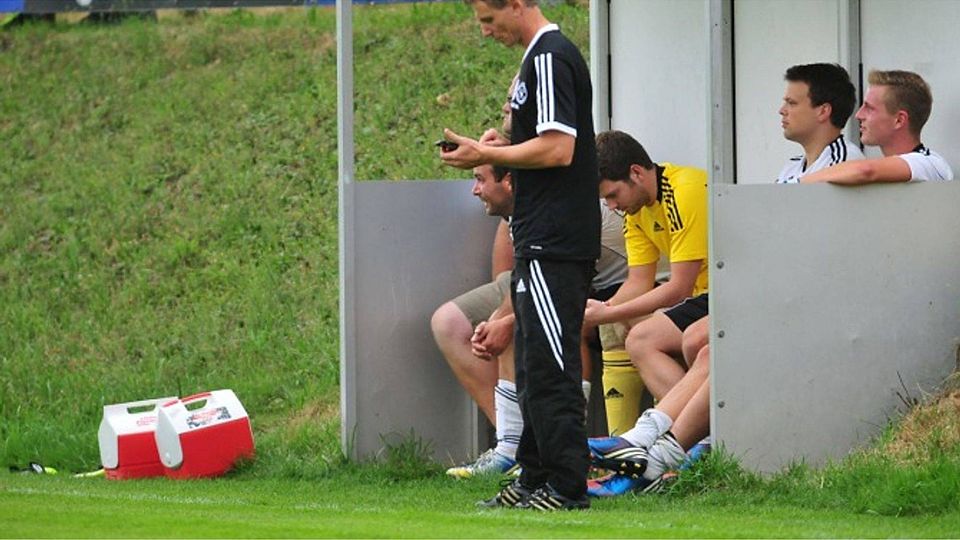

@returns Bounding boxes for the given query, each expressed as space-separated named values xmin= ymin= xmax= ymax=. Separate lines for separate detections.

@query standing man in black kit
xmin=440 ymin=0 xmax=599 ymax=511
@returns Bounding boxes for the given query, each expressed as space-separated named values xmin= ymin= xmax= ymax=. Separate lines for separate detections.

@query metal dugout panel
xmin=341 ymin=180 xmax=499 ymax=462
xmin=710 ymin=181 xmax=960 ymax=472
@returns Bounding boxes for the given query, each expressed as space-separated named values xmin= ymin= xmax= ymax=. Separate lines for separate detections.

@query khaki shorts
xmin=451 ymin=271 xmax=511 ymax=327
xmin=598 ymin=321 xmax=629 ymax=352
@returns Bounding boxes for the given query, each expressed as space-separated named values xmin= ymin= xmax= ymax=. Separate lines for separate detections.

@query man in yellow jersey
xmin=582 ymin=130 xmax=709 ymax=440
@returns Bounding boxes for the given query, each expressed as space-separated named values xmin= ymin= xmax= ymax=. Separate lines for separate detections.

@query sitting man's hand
xmin=471 ymin=317 xmax=513 ymax=361
xmin=583 ymin=298 xmax=609 ymax=328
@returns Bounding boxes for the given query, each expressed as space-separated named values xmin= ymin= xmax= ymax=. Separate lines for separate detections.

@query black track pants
xmin=512 ymin=258 xmax=592 ymax=499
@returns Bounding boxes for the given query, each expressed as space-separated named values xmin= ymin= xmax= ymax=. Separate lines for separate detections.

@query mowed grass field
xmin=2 ymin=3 xmax=960 ymax=538
xmin=4 ymin=472 xmax=960 ymax=538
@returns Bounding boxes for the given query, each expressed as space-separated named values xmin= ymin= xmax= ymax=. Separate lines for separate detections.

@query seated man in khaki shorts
xmin=431 ymin=162 xmax=521 ymax=477
xmin=433 ymin=169 xmax=627 ymax=478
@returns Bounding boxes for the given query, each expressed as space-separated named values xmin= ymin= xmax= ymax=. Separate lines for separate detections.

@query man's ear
xmin=503 ymin=172 xmax=513 ymax=192
xmin=629 ymin=164 xmax=645 ymax=185
xmin=817 ymin=102 xmax=833 ymax=124
xmin=894 ymin=109 xmax=910 ymax=131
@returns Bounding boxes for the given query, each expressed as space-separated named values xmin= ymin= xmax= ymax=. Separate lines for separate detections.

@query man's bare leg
xmin=626 ymin=312 xmax=686 ymax=401
xmin=642 ymin=345 xmax=711 ymax=480
xmin=431 ymin=302 xmax=498 ymax=423
xmin=680 ymin=316 xmax=709 ymax=369
xmin=654 ymin=342 xmax=709 ymax=421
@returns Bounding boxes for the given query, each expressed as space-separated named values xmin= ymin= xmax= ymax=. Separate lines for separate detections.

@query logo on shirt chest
xmin=512 ymin=81 xmax=528 ymax=107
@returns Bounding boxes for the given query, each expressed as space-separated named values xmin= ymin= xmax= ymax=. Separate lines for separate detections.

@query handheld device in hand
xmin=435 ymin=139 xmax=459 ymax=152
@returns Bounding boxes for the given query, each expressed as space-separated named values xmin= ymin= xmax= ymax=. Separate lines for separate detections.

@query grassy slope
xmin=0 ymin=3 xmax=587 ymax=476
xmin=2 ymin=5 xmax=960 ymax=537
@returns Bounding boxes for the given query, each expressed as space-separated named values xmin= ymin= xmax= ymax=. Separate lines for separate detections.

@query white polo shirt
xmin=900 ymin=145 xmax=954 ymax=181
xmin=776 ymin=134 xmax=865 ymax=184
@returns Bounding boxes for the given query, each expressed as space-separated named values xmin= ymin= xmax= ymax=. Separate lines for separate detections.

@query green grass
xmin=3 ymin=472 xmax=960 ymax=538
xmin=2 ymin=4 xmax=960 ymax=537
xmin=0 ymin=3 xmax=589 ymax=476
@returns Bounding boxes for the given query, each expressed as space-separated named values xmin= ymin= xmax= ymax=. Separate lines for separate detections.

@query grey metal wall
xmin=341 ymin=179 xmax=499 ymax=462
xmin=711 ymin=182 xmax=960 ymax=473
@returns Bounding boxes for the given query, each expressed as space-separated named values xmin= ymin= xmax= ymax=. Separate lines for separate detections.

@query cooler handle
xmin=103 ymin=397 xmax=174 ymax=415
xmin=179 ymin=391 xmax=213 ymax=404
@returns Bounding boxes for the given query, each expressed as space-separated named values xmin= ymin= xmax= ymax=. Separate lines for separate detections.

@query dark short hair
xmin=868 ymin=70 xmax=932 ymax=136
xmin=596 ymin=130 xmax=654 ymax=182
xmin=492 ymin=165 xmax=511 ymax=182
xmin=784 ymin=63 xmax=856 ymax=129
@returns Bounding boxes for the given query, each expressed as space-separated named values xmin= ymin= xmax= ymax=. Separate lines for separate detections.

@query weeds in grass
xmin=668 ymin=444 xmax=762 ymax=498
xmin=664 ymin=429 xmax=960 ymax=516
xmin=374 ymin=429 xmax=444 ymax=482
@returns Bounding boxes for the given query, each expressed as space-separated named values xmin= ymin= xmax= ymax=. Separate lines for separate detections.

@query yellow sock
xmin=598 ymin=323 xmax=644 ymax=436
xmin=602 ymin=350 xmax=644 ymax=436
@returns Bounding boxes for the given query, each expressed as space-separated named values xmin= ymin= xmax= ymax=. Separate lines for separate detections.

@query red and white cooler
xmin=155 ymin=389 xmax=255 ymax=478
xmin=98 ymin=396 xmax=177 ymax=480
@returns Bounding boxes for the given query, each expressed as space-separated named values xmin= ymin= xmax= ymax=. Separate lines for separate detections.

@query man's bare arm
xmin=491 ymin=220 xmax=514 ymax=278
xmin=801 ymin=156 xmax=913 ymax=184
xmin=585 ymin=260 xmax=701 ymax=326
xmin=440 ymin=128 xmax=574 ymax=170
xmin=583 ymin=263 xmax=656 ymax=327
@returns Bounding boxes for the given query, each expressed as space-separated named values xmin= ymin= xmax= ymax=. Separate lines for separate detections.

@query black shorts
xmin=663 ymin=293 xmax=708 ymax=332
xmin=590 ymin=282 xmax=622 ymax=303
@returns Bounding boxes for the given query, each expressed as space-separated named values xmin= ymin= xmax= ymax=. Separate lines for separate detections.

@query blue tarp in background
xmin=0 ymin=0 xmax=25 ymax=13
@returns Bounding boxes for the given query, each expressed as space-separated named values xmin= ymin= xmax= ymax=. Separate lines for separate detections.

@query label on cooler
xmin=156 ymin=389 xmax=253 ymax=472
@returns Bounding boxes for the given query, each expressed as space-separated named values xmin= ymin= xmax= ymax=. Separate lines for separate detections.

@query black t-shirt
xmin=508 ymin=25 xmax=600 ymax=261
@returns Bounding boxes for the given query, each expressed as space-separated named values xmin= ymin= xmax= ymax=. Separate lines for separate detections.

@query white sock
xmin=621 ymin=408 xmax=672 ymax=449
xmin=581 ymin=380 xmax=592 ymax=405
xmin=642 ymin=433 xmax=687 ymax=481
xmin=494 ymin=379 xmax=522 ymax=460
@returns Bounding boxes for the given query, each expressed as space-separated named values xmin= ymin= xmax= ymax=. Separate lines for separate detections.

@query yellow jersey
xmin=624 ymin=163 xmax=709 ymax=296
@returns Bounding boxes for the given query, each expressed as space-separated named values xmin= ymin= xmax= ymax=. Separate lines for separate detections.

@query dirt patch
xmin=286 ymin=397 xmax=339 ymax=434
xmin=879 ymin=372 xmax=960 ymax=463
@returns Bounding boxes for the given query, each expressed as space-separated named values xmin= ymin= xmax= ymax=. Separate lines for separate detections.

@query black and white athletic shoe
xmin=519 ymin=483 xmax=590 ymax=511
xmin=477 ymin=478 xmax=536 ymax=509
xmin=587 ymin=436 xmax=648 ymax=477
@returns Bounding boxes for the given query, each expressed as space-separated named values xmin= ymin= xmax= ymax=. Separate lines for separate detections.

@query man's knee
xmin=431 ymin=301 xmax=471 ymax=344
xmin=680 ymin=317 xmax=709 ymax=367
xmin=690 ymin=344 xmax=710 ymax=370
xmin=625 ymin=315 xmax=679 ymax=356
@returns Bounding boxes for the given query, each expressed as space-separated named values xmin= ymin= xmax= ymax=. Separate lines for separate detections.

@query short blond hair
xmin=868 ymin=70 xmax=932 ymax=136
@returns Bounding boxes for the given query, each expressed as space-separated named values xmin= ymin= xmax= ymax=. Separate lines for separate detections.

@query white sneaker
xmin=643 ymin=432 xmax=688 ymax=480
xmin=622 ymin=408 xmax=672 ymax=449
xmin=446 ymin=449 xmax=518 ymax=479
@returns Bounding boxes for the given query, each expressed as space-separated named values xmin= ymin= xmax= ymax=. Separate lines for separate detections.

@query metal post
xmin=589 ymin=0 xmax=610 ymax=133
xmin=707 ymin=0 xmax=733 ymax=447
xmin=708 ymin=0 xmax=734 ymax=186
xmin=336 ymin=0 xmax=357 ymax=460
xmin=839 ymin=0 xmax=862 ymax=147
